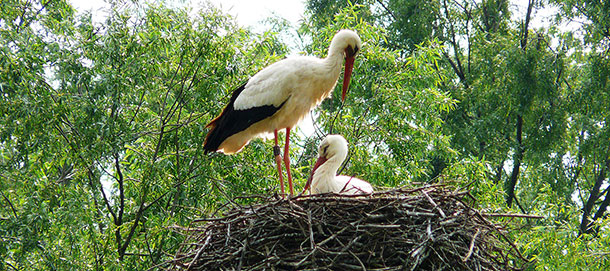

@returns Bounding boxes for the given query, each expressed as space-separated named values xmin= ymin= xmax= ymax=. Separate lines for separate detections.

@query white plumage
xmin=303 ymin=135 xmax=373 ymax=195
xmin=204 ymin=30 xmax=362 ymax=195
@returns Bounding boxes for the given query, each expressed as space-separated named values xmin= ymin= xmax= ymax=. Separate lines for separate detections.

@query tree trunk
xmin=506 ymin=115 xmax=523 ymax=207
xmin=579 ymin=158 xmax=610 ymax=235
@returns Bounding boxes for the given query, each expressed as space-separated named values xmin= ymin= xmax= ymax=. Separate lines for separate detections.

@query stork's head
xmin=330 ymin=30 xmax=362 ymax=102
xmin=315 ymin=134 xmax=349 ymax=163
xmin=302 ymin=135 xmax=349 ymax=194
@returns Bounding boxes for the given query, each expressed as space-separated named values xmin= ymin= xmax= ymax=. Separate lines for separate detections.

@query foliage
xmin=1 ymin=0 xmax=287 ymax=269
xmin=0 ymin=0 xmax=609 ymax=270
xmin=303 ymin=0 xmax=610 ymax=270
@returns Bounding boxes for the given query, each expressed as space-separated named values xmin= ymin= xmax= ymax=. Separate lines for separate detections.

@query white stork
xmin=302 ymin=134 xmax=373 ymax=195
xmin=204 ymin=30 xmax=362 ymax=196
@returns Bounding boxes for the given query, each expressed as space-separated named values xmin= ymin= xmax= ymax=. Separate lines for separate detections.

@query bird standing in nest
xmin=302 ymin=134 xmax=373 ymax=195
xmin=203 ymin=30 xmax=362 ymax=196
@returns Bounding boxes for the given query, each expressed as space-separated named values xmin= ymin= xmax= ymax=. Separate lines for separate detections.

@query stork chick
xmin=303 ymin=135 xmax=373 ymax=195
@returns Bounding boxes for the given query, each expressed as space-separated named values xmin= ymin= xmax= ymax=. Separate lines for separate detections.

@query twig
xmin=0 ymin=190 xmax=17 ymax=218
xmin=463 ymin=228 xmax=480 ymax=262
xmin=422 ymin=190 xmax=446 ymax=218
xmin=481 ymin=213 xmax=544 ymax=219
xmin=307 ymin=209 xmax=315 ymax=250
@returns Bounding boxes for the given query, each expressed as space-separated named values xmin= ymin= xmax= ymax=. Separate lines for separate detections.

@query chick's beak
xmin=302 ymin=155 xmax=328 ymax=194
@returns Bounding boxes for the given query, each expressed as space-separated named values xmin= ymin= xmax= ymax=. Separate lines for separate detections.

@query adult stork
xmin=302 ymin=135 xmax=373 ymax=195
xmin=203 ymin=30 xmax=362 ymax=196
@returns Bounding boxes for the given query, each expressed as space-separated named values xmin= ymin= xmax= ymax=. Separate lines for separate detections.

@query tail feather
xmin=203 ymin=83 xmax=286 ymax=154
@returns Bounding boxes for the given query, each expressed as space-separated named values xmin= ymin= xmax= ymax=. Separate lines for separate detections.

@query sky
xmin=207 ymin=0 xmax=305 ymax=28
xmin=70 ymin=0 xmax=574 ymax=36
xmin=70 ymin=0 xmax=306 ymax=29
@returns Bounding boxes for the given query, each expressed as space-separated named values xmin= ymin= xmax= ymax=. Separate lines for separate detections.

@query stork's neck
xmin=312 ymin=153 xmax=345 ymax=182
xmin=311 ymin=154 xmax=345 ymax=194
xmin=324 ymin=45 xmax=345 ymax=71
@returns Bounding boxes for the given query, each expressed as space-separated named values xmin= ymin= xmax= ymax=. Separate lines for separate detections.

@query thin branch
xmin=442 ymin=0 xmax=468 ymax=88
xmin=375 ymin=0 xmax=398 ymax=21
xmin=0 ymin=189 xmax=18 ymax=218
xmin=17 ymin=0 xmax=53 ymax=33
xmin=481 ymin=213 xmax=543 ymax=219
xmin=462 ymin=228 xmax=480 ymax=262
xmin=115 ymin=154 xmax=125 ymax=226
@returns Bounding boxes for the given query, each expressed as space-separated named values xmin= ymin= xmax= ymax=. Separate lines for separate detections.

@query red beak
xmin=342 ymin=55 xmax=355 ymax=102
xmin=302 ymin=156 xmax=328 ymax=194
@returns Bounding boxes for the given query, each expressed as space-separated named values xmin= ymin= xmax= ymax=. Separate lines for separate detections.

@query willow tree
xmin=303 ymin=0 xmax=610 ymax=269
xmin=0 ymin=0 xmax=288 ymax=269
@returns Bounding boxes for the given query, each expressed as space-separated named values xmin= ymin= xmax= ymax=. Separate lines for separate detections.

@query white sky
xmin=207 ymin=0 xmax=305 ymax=29
xmin=70 ymin=0 xmax=305 ymax=29
xmin=70 ymin=0 xmax=575 ymax=34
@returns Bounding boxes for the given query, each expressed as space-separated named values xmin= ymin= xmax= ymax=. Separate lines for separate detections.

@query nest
xmin=162 ymin=185 xmax=530 ymax=270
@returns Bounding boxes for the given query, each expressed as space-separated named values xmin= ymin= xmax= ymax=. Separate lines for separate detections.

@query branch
xmin=456 ymin=0 xmax=485 ymax=33
xmin=506 ymin=115 xmax=523 ymax=208
xmin=591 ymin=158 xmax=610 ymax=222
xmin=442 ymin=0 xmax=468 ymax=88
xmin=95 ymin=168 xmax=117 ymax=224
xmin=0 ymin=189 xmax=18 ymax=218
xmin=119 ymin=102 xmax=171 ymax=260
xmin=442 ymin=50 xmax=467 ymax=86
xmin=142 ymin=175 xmax=194 ymax=214
xmin=115 ymin=154 xmax=125 ymax=225
xmin=375 ymin=0 xmax=398 ymax=22
xmin=114 ymin=153 xmax=125 ymax=257
xmin=580 ymin=158 xmax=609 ymax=235
xmin=521 ymin=0 xmax=534 ymax=50
xmin=592 ymin=186 xmax=610 ymax=222
xmin=54 ymin=119 xmax=109 ymax=234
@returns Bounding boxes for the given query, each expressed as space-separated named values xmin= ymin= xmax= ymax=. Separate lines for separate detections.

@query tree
xmin=2 ymin=0 xmax=609 ymax=269
xmin=302 ymin=0 xmax=610 ymax=269
xmin=552 ymin=0 xmax=610 ymax=235
xmin=1 ymin=0 xmax=288 ymax=269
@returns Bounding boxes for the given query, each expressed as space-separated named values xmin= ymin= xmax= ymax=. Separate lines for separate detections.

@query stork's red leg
xmin=283 ymin=127 xmax=294 ymax=195
xmin=273 ymin=129 xmax=285 ymax=195
xmin=284 ymin=127 xmax=294 ymax=196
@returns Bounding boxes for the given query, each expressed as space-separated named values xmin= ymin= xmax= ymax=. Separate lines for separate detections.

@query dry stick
xmin=307 ymin=209 xmax=315 ymax=250
xmin=296 ymin=247 xmax=318 ymax=267
xmin=146 ymin=253 xmax=192 ymax=271
xmin=225 ymin=223 xmax=231 ymax=246
xmin=186 ymin=235 xmax=211 ymax=271
xmin=237 ymin=224 xmax=252 ymax=271
xmin=481 ymin=213 xmax=544 ymax=219
xmin=463 ymin=228 xmax=480 ymax=263
xmin=331 ymin=235 xmax=362 ymax=266
xmin=470 ymin=206 xmax=528 ymax=261
xmin=422 ymin=190 xmax=446 ymax=218
xmin=348 ymin=250 xmax=366 ymax=270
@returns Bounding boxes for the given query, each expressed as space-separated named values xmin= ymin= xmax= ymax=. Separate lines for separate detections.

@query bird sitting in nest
xmin=302 ymin=134 xmax=373 ymax=195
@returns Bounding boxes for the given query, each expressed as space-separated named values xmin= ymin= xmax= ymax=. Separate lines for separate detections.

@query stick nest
xmin=164 ymin=185 xmax=528 ymax=270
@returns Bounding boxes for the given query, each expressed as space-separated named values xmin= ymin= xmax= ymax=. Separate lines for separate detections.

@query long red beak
xmin=342 ymin=55 xmax=355 ymax=102
xmin=302 ymin=156 xmax=328 ymax=194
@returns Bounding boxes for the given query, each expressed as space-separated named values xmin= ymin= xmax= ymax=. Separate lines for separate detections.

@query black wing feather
xmin=204 ymin=83 xmax=286 ymax=153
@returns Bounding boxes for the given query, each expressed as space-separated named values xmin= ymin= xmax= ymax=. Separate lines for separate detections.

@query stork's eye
xmin=344 ymin=46 xmax=356 ymax=58
xmin=321 ymin=145 xmax=329 ymax=155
